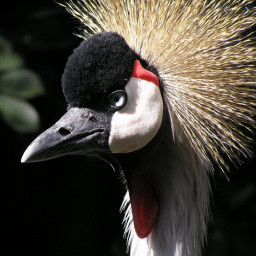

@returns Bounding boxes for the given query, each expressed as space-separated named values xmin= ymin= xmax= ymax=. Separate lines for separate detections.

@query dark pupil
xmin=114 ymin=96 xmax=120 ymax=102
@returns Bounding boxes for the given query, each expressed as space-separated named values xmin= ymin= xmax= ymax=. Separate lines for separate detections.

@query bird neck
xmin=104 ymin=107 xmax=211 ymax=256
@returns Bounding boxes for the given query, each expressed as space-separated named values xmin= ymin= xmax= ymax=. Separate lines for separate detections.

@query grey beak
xmin=21 ymin=107 xmax=110 ymax=163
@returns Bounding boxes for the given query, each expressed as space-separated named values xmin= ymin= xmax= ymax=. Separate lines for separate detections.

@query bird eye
xmin=108 ymin=90 xmax=127 ymax=110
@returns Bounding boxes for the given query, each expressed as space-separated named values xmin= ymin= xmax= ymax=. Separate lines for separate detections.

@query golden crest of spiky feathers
xmin=62 ymin=0 xmax=256 ymax=171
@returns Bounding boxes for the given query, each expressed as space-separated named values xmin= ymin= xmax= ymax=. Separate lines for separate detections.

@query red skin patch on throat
xmin=132 ymin=60 xmax=159 ymax=86
xmin=130 ymin=171 xmax=159 ymax=239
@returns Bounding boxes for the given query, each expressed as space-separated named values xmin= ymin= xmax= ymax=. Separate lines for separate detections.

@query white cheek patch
xmin=109 ymin=77 xmax=163 ymax=153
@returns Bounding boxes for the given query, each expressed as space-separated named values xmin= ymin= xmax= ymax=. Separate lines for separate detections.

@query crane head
xmin=21 ymin=32 xmax=163 ymax=161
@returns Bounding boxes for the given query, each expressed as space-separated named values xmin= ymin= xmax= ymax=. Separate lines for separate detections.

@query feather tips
xmin=61 ymin=0 xmax=256 ymax=171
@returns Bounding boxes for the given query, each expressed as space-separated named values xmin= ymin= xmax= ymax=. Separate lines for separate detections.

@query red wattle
xmin=130 ymin=171 xmax=159 ymax=239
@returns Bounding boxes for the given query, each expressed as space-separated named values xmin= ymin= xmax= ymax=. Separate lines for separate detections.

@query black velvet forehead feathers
xmin=62 ymin=32 xmax=147 ymax=109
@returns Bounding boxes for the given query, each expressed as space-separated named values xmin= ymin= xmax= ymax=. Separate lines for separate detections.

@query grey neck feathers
xmin=120 ymin=134 xmax=211 ymax=256
xmin=105 ymin=106 xmax=211 ymax=256
xmin=151 ymin=138 xmax=211 ymax=256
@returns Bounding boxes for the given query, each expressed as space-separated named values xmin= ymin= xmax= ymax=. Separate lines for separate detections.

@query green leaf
xmin=0 ymin=52 xmax=23 ymax=71
xmin=0 ymin=36 xmax=12 ymax=53
xmin=0 ymin=36 xmax=23 ymax=71
xmin=0 ymin=69 xmax=44 ymax=99
xmin=0 ymin=94 xmax=40 ymax=133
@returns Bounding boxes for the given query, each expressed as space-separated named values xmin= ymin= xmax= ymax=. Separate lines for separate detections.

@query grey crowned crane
xmin=21 ymin=1 xmax=256 ymax=256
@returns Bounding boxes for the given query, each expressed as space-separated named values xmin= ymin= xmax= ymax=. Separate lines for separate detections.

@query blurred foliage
xmin=0 ymin=36 xmax=44 ymax=133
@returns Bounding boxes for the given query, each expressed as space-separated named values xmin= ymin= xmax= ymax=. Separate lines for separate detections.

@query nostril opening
xmin=58 ymin=127 xmax=71 ymax=136
xmin=89 ymin=116 xmax=97 ymax=122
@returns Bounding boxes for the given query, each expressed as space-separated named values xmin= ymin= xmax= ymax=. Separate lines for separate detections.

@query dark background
xmin=0 ymin=1 xmax=255 ymax=256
